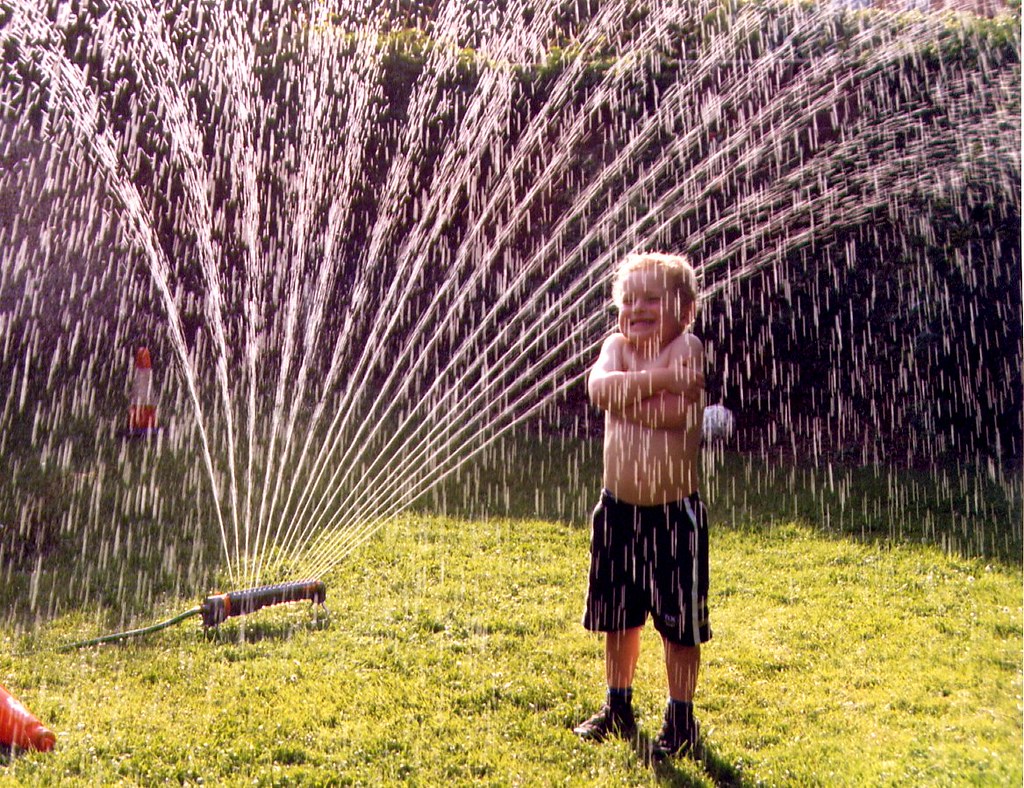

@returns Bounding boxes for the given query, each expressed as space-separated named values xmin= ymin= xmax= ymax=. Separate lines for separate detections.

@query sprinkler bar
xmin=60 ymin=579 xmax=327 ymax=650
xmin=200 ymin=579 xmax=327 ymax=627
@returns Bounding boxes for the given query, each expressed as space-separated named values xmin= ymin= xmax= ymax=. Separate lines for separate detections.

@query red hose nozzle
xmin=0 ymin=684 xmax=55 ymax=752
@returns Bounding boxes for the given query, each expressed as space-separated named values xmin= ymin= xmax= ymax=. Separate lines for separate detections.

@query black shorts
xmin=582 ymin=489 xmax=711 ymax=646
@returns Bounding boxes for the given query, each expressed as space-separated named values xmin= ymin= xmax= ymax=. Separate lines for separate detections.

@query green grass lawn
xmin=1 ymin=503 xmax=1020 ymax=786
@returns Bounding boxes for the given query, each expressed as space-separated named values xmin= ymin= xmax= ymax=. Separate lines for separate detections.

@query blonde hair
xmin=612 ymin=252 xmax=699 ymax=321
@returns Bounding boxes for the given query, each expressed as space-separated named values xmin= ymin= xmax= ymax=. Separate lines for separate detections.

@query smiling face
xmin=615 ymin=265 xmax=691 ymax=354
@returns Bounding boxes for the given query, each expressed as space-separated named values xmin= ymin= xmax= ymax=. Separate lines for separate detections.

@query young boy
xmin=574 ymin=252 xmax=709 ymax=760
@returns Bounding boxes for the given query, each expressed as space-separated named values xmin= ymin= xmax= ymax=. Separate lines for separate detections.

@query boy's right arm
xmin=588 ymin=335 xmax=633 ymax=413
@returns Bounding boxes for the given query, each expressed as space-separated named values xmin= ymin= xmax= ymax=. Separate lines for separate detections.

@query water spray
xmin=60 ymin=579 xmax=328 ymax=650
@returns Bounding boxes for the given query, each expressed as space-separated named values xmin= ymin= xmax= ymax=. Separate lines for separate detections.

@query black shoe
xmin=652 ymin=717 xmax=701 ymax=762
xmin=573 ymin=703 xmax=637 ymax=741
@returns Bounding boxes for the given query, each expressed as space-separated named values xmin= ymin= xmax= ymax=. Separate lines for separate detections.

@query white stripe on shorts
xmin=683 ymin=497 xmax=700 ymax=644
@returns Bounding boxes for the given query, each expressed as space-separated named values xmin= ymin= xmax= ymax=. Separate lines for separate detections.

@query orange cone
xmin=128 ymin=346 xmax=157 ymax=432
xmin=0 ymin=684 xmax=55 ymax=752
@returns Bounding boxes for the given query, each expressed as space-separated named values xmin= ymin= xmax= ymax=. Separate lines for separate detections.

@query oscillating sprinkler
xmin=198 ymin=579 xmax=327 ymax=627
xmin=61 ymin=579 xmax=328 ymax=650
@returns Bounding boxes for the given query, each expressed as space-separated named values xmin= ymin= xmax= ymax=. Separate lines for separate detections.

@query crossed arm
xmin=587 ymin=333 xmax=705 ymax=429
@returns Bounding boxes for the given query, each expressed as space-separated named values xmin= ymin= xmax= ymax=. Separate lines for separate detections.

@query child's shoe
xmin=573 ymin=702 xmax=637 ymax=741
xmin=651 ymin=703 xmax=702 ymax=761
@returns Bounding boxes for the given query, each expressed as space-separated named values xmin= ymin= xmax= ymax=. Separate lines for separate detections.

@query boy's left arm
xmin=624 ymin=335 xmax=705 ymax=430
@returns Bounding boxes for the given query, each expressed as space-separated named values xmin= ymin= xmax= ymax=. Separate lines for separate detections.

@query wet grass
xmin=1 ymin=502 xmax=1020 ymax=786
xmin=3 ymin=424 xmax=1019 ymax=633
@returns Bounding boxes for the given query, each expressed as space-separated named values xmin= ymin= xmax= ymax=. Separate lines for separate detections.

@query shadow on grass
xmin=0 ymin=743 xmax=42 ymax=768
xmin=697 ymin=742 xmax=747 ymax=787
xmin=204 ymin=612 xmax=329 ymax=646
xmin=625 ymin=732 xmax=747 ymax=787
